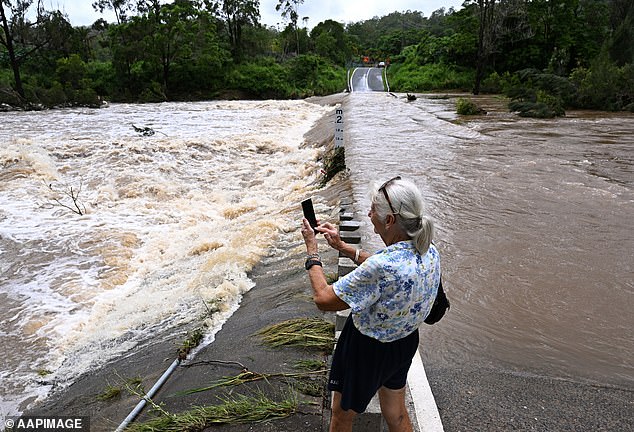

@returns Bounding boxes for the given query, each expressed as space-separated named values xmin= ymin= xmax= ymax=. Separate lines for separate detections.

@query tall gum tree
xmin=470 ymin=0 xmax=533 ymax=94
xmin=276 ymin=0 xmax=303 ymax=54
xmin=0 ymin=0 xmax=50 ymax=99
xmin=210 ymin=0 xmax=260 ymax=60
xmin=92 ymin=0 xmax=134 ymax=24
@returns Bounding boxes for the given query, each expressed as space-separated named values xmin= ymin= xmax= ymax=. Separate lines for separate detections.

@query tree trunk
xmin=0 ymin=2 xmax=26 ymax=99
xmin=473 ymin=0 xmax=495 ymax=95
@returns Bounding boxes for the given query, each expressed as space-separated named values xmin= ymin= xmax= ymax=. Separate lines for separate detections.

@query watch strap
xmin=305 ymin=259 xmax=323 ymax=270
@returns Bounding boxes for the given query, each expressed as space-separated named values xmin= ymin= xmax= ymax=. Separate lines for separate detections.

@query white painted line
xmin=349 ymin=68 xmax=359 ymax=92
xmin=384 ymin=65 xmax=390 ymax=92
xmin=408 ymin=349 xmax=444 ymax=432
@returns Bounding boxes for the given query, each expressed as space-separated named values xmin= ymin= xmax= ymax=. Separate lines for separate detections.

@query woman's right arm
xmin=317 ymin=222 xmax=371 ymax=265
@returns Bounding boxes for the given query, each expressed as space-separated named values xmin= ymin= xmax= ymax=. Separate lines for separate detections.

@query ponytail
xmin=411 ymin=215 xmax=434 ymax=255
xmin=372 ymin=177 xmax=435 ymax=255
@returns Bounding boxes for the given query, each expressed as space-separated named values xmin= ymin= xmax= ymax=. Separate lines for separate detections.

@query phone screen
xmin=301 ymin=199 xmax=320 ymax=233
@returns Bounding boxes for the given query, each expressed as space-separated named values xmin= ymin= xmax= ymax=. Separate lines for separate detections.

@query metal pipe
xmin=114 ymin=358 xmax=181 ymax=432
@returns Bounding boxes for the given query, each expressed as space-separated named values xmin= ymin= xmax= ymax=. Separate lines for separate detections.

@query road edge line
xmin=408 ymin=348 xmax=444 ymax=432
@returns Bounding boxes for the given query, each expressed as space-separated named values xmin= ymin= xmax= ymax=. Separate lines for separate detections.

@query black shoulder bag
xmin=424 ymin=276 xmax=450 ymax=325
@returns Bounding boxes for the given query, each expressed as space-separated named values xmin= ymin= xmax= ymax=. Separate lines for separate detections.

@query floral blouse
xmin=333 ymin=240 xmax=440 ymax=342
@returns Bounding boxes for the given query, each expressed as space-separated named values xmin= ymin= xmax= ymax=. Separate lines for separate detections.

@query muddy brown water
xmin=344 ymin=92 xmax=633 ymax=387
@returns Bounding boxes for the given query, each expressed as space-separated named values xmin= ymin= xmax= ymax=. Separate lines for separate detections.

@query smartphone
xmin=301 ymin=198 xmax=320 ymax=234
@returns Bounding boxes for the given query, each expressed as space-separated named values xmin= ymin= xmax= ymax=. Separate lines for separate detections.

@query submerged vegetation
xmin=456 ymin=98 xmax=485 ymax=115
xmin=320 ymin=146 xmax=346 ymax=187
xmin=0 ymin=0 xmax=631 ymax=114
xmin=97 ymin=385 xmax=122 ymax=401
xmin=177 ymin=328 xmax=205 ymax=360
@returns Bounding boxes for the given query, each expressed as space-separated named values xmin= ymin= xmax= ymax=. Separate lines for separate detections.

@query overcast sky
xmin=49 ymin=0 xmax=464 ymax=29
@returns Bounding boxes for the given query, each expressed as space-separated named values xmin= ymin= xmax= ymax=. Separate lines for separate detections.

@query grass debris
xmin=178 ymin=370 xmax=268 ymax=395
xmin=97 ymin=377 xmax=143 ymax=401
xmin=97 ymin=385 xmax=122 ymax=401
xmin=293 ymin=359 xmax=327 ymax=371
xmin=320 ymin=146 xmax=346 ymax=187
xmin=125 ymin=392 xmax=297 ymax=431
xmin=178 ymin=368 xmax=328 ymax=396
xmin=257 ymin=318 xmax=335 ymax=352
xmin=292 ymin=376 xmax=324 ymax=397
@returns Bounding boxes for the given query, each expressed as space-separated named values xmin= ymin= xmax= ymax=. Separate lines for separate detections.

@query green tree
xmin=279 ymin=22 xmax=308 ymax=56
xmin=27 ymin=11 xmax=88 ymax=75
xmin=0 ymin=0 xmax=50 ymax=99
xmin=287 ymin=53 xmax=345 ymax=95
xmin=310 ymin=19 xmax=349 ymax=65
xmin=572 ymin=0 xmax=611 ymax=65
xmin=606 ymin=0 xmax=633 ymax=66
xmin=212 ymin=0 xmax=260 ymax=60
xmin=152 ymin=1 xmax=215 ymax=97
xmin=56 ymin=54 xmax=88 ymax=88
xmin=346 ymin=10 xmax=428 ymax=62
xmin=469 ymin=0 xmax=533 ymax=94
xmin=92 ymin=0 xmax=134 ymax=24
xmin=239 ymin=22 xmax=277 ymax=58
xmin=523 ymin=0 xmax=578 ymax=73
xmin=104 ymin=0 xmax=229 ymax=100
xmin=276 ymin=0 xmax=304 ymax=54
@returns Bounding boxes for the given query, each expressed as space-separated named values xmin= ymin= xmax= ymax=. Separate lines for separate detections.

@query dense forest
xmin=1 ymin=0 xmax=632 ymax=116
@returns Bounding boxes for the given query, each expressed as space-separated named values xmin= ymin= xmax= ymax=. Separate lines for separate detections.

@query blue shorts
xmin=327 ymin=315 xmax=419 ymax=413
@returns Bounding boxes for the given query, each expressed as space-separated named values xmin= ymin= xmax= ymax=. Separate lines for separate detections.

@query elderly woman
xmin=301 ymin=176 xmax=441 ymax=432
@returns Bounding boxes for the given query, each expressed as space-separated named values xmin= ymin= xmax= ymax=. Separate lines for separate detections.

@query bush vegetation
xmin=389 ymin=63 xmax=473 ymax=92
xmin=456 ymin=98 xmax=484 ymax=115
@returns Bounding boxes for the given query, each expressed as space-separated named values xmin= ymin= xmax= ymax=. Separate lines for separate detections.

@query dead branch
xmin=48 ymin=181 xmax=87 ymax=215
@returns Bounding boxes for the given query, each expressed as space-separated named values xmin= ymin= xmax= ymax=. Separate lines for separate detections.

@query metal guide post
xmin=334 ymin=107 xmax=344 ymax=148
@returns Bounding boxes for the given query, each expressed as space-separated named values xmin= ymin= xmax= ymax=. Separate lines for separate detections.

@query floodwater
xmin=344 ymin=92 xmax=633 ymax=388
xmin=0 ymin=100 xmax=331 ymax=419
xmin=1 ymin=93 xmax=632 ymax=420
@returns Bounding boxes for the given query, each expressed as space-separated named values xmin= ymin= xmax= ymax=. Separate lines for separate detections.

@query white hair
xmin=370 ymin=177 xmax=434 ymax=255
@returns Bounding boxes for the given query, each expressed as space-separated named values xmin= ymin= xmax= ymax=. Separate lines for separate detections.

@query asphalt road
xmin=349 ymin=67 xmax=385 ymax=92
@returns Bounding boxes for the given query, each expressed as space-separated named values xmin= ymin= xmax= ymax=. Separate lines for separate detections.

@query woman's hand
xmin=317 ymin=222 xmax=346 ymax=252
xmin=301 ymin=218 xmax=319 ymax=254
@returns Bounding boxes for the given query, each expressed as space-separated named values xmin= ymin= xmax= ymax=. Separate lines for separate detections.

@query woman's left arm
xmin=301 ymin=218 xmax=349 ymax=311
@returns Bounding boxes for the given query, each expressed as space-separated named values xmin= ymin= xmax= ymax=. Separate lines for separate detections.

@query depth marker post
xmin=335 ymin=107 xmax=344 ymax=148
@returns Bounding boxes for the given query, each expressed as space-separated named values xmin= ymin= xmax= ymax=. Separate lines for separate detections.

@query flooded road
xmin=344 ymin=92 xmax=634 ymax=387
xmin=349 ymin=67 xmax=385 ymax=92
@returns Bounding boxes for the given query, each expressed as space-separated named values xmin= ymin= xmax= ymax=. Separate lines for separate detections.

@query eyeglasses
xmin=378 ymin=176 xmax=401 ymax=215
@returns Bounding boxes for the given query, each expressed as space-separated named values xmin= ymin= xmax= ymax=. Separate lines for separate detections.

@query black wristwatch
xmin=305 ymin=259 xmax=323 ymax=270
